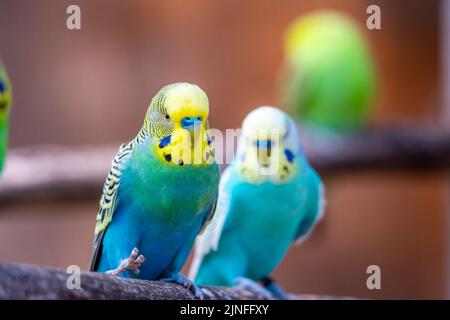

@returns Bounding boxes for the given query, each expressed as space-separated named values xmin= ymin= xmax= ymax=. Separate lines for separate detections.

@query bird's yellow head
xmin=237 ymin=106 xmax=302 ymax=184
xmin=0 ymin=64 xmax=12 ymax=123
xmin=143 ymin=82 xmax=214 ymax=166
xmin=0 ymin=63 xmax=12 ymax=174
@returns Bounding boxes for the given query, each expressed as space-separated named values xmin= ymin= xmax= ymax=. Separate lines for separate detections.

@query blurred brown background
xmin=0 ymin=0 xmax=447 ymax=299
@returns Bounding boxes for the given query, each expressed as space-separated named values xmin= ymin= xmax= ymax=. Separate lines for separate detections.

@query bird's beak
xmin=256 ymin=140 xmax=272 ymax=167
xmin=181 ymin=116 xmax=202 ymax=132
xmin=181 ymin=116 xmax=203 ymax=144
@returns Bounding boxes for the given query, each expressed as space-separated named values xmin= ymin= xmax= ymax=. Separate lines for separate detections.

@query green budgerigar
xmin=0 ymin=61 xmax=12 ymax=174
xmin=190 ymin=106 xmax=325 ymax=299
xmin=89 ymin=83 xmax=220 ymax=299
xmin=279 ymin=11 xmax=376 ymax=132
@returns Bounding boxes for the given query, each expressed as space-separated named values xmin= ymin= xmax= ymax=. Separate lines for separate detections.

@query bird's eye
xmin=283 ymin=126 xmax=289 ymax=139
xmin=165 ymin=114 xmax=170 ymax=120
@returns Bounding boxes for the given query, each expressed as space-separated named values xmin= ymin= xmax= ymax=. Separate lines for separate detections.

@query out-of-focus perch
xmin=1 ymin=126 xmax=449 ymax=203
xmin=306 ymin=126 xmax=450 ymax=172
xmin=0 ymin=144 xmax=116 ymax=203
xmin=0 ymin=262 xmax=333 ymax=300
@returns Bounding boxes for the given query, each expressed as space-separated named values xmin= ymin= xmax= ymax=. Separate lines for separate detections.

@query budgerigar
xmin=189 ymin=106 xmax=325 ymax=299
xmin=279 ymin=11 xmax=375 ymax=132
xmin=0 ymin=61 xmax=12 ymax=174
xmin=89 ymin=83 xmax=220 ymax=299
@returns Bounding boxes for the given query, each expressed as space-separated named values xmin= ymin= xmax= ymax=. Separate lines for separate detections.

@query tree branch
xmin=303 ymin=126 xmax=450 ymax=172
xmin=0 ymin=262 xmax=331 ymax=300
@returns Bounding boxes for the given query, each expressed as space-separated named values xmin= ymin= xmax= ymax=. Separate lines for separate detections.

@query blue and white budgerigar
xmin=189 ymin=106 xmax=325 ymax=299
xmin=89 ymin=83 xmax=220 ymax=299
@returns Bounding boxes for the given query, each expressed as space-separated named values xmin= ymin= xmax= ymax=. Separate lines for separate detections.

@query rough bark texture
xmin=1 ymin=126 xmax=449 ymax=203
xmin=0 ymin=263 xmax=339 ymax=300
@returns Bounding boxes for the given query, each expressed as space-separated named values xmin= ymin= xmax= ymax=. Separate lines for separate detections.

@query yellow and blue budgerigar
xmin=190 ymin=106 xmax=325 ymax=299
xmin=89 ymin=83 xmax=220 ymax=299
xmin=0 ymin=61 xmax=12 ymax=174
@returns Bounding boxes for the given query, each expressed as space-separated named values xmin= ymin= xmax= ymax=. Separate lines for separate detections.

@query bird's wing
xmin=188 ymin=166 xmax=232 ymax=280
xmin=294 ymin=167 xmax=326 ymax=245
xmin=88 ymin=142 xmax=134 ymax=271
xmin=198 ymin=198 xmax=217 ymax=235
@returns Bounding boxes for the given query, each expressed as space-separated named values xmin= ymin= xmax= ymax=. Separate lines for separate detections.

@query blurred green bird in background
xmin=0 ymin=61 xmax=12 ymax=174
xmin=278 ymin=11 xmax=376 ymax=133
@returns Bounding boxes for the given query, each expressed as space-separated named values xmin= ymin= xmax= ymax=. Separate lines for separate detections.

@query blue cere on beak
xmin=0 ymin=80 xmax=4 ymax=93
xmin=256 ymin=140 xmax=272 ymax=150
xmin=181 ymin=116 xmax=202 ymax=129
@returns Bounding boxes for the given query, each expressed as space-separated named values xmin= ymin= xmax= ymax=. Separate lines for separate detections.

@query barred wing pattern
xmin=88 ymin=142 xmax=134 ymax=271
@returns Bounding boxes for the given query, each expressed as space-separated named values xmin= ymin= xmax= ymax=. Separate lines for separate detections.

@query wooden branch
xmin=0 ymin=262 xmax=330 ymax=300
xmin=0 ymin=144 xmax=116 ymax=203
xmin=303 ymin=126 xmax=450 ymax=172
xmin=1 ymin=125 xmax=449 ymax=203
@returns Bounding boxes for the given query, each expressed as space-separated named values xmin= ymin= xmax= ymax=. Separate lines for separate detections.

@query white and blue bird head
xmin=236 ymin=106 xmax=304 ymax=184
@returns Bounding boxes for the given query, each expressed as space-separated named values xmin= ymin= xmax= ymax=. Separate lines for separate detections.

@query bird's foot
xmin=160 ymin=273 xmax=206 ymax=300
xmin=234 ymin=277 xmax=275 ymax=300
xmin=261 ymin=277 xmax=291 ymax=300
xmin=106 ymin=247 xmax=146 ymax=276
